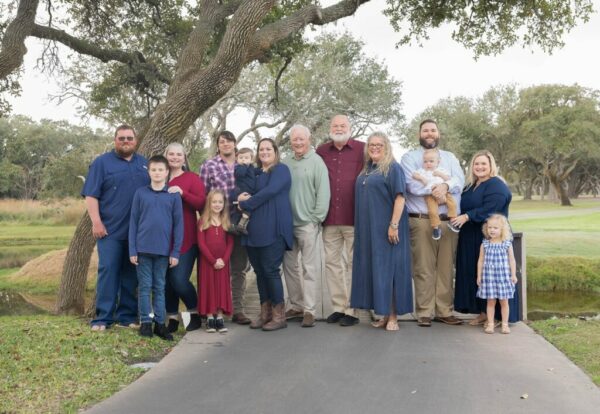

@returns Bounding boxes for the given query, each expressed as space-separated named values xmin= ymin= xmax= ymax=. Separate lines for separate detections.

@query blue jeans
xmin=165 ymin=246 xmax=198 ymax=315
xmin=92 ymin=238 xmax=138 ymax=327
xmin=136 ymin=254 xmax=169 ymax=324
xmin=247 ymin=237 xmax=285 ymax=305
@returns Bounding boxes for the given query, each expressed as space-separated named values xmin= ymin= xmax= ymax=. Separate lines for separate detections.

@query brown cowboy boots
xmin=262 ymin=303 xmax=287 ymax=331
xmin=250 ymin=301 xmax=272 ymax=329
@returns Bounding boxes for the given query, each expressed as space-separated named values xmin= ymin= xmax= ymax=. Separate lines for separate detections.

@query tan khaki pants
xmin=322 ymin=225 xmax=356 ymax=316
xmin=409 ymin=217 xmax=458 ymax=318
xmin=283 ymin=223 xmax=328 ymax=318
xmin=425 ymin=194 xmax=458 ymax=228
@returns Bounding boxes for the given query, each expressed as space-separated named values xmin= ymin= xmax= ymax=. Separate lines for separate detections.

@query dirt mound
xmin=12 ymin=248 xmax=98 ymax=286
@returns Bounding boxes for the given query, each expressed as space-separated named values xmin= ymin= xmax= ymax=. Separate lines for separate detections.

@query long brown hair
xmin=255 ymin=138 xmax=280 ymax=172
xmin=199 ymin=189 xmax=231 ymax=231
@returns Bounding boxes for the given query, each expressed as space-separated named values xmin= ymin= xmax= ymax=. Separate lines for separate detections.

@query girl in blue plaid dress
xmin=476 ymin=214 xmax=517 ymax=334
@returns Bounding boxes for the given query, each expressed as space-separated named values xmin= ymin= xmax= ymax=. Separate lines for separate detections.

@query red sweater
xmin=169 ymin=171 xmax=206 ymax=254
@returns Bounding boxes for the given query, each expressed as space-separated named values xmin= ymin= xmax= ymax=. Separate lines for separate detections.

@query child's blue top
xmin=234 ymin=164 xmax=258 ymax=195
xmin=81 ymin=151 xmax=149 ymax=240
xmin=128 ymin=185 xmax=184 ymax=258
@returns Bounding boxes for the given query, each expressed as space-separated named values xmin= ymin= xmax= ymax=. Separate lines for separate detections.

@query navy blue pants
xmin=92 ymin=238 xmax=138 ymax=327
xmin=165 ymin=246 xmax=198 ymax=315
xmin=247 ymin=237 xmax=286 ymax=305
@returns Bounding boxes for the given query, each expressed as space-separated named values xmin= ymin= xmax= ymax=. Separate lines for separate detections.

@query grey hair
xmin=289 ymin=124 xmax=311 ymax=140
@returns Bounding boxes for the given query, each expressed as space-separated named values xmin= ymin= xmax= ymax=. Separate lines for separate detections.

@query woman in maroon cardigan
xmin=164 ymin=142 xmax=206 ymax=332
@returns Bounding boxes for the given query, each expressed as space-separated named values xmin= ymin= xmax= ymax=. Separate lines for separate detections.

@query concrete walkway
xmin=87 ymin=317 xmax=600 ymax=414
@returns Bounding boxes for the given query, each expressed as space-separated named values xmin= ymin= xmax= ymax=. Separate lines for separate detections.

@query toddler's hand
xmin=511 ymin=275 xmax=518 ymax=284
xmin=169 ymin=257 xmax=179 ymax=268
xmin=130 ymin=256 xmax=138 ymax=265
xmin=476 ymin=276 xmax=481 ymax=286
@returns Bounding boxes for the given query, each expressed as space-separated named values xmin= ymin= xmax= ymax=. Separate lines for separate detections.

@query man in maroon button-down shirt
xmin=316 ymin=115 xmax=365 ymax=326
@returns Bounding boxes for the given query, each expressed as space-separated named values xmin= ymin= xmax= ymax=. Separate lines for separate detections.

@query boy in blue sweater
xmin=129 ymin=155 xmax=183 ymax=340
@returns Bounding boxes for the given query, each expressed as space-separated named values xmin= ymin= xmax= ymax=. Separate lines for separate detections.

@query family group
xmin=81 ymin=115 xmax=518 ymax=340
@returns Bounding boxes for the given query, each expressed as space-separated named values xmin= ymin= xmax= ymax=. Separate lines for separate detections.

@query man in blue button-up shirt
xmin=401 ymin=119 xmax=465 ymax=327
xmin=81 ymin=124 xmax=150 ymax=331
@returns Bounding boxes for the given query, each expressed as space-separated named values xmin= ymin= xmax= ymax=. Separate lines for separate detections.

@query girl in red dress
xmin=197 ymin=189 xmax=234 ymax=333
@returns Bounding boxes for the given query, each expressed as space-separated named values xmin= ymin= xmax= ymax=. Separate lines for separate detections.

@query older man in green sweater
xmin=282 ymin=124 xmax=331 ymax=328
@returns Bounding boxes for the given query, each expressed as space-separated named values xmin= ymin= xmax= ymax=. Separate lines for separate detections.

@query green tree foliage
xmin=0 ymin=116 xmax=107 ymax=199
xmin=196 ymin=32 xmax=404 ymax=150
xmin=406 ymin=84 xmax=600 ymax=204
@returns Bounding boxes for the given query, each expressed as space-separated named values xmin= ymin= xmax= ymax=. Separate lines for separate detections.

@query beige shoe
xmin=285 ymin=309 xmax=304 ymax=320
xmin=301 ymin=313 xmax=316 ymax=328
xmin=501 ymin=323 xmax=511 ymax=334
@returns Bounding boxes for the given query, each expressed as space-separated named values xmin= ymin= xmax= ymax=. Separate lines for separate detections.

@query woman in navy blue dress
xmin=350 ymin=132 xmax=413 ymax=331
xmin=450 ymin=150 xmax=517 ymax=324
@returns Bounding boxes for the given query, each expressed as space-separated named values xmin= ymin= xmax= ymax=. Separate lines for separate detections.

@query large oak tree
xmin=0 ymin=0 xmax=593 ymax=314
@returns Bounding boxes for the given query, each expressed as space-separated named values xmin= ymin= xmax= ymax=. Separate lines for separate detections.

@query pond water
xmin=0 ymin=290 xmax=47 ymax=316
xmin=527 ymin=290 xmax=600 ymax=320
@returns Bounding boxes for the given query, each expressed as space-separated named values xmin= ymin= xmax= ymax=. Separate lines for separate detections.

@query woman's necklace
xmin=362 ymin=165 xmax=379 ymax=185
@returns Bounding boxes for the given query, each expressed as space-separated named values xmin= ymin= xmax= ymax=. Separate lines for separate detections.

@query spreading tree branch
xmin=245 ymin=0 xmax=372 ymax=63
xmin=0 ymin=0 xmax=40 ymax=78
xmin=30 ymin=24 xmax=171 ymax=84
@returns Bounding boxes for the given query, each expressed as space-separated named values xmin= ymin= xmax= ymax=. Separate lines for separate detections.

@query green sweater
xmin=283 ymin=149 xmax=331 ymax=226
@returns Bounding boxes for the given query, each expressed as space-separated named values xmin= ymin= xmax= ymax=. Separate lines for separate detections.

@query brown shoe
xmin=301 ymin=313 xmax=316 ymax=328
xmin=262 ymin=303 xmax=287 ymax=331
xmin=232 ymin=312 xmax=251 ymax=325
xmin=250 ymin=302 xmax=272 ymax=329
xmin=435 ymin=315 xmax=463 ymax=325
xmin=285 ymin=309 xmax=304 ymax=320
xmin=417 ymin=317 xmax=432 ymax=327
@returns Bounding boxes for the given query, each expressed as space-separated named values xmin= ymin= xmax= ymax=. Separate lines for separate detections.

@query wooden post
xmin=512 ymin=232 xmax=527 ymax=321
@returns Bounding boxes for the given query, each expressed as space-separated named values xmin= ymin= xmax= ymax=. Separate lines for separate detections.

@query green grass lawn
xmin=0 ymin=224 xmax=75 ymax=268
xmin=0 ymin=315 xmax=183 ymax=413
xmin=510 ymin=200 xmax=600 ymax=258
xmin=531 ymin=319 xmax=600 ymax=386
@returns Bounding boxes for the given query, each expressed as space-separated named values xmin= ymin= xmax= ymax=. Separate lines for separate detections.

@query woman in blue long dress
xmin=350 ymin=132 xmax=413 ymax=331
xmin=450 ymin=150 xmax=518 ymax=324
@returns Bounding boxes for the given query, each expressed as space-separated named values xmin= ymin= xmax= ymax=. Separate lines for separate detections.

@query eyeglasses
xmin=368 ymin=143 xmax=384 ymax=149
xmin=116 ymin=136 xmax=135 ymax=142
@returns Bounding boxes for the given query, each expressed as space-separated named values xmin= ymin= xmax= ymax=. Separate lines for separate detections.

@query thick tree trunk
xmin=548 ymin=173 xmax=572 ymax=206
xmin=55 ymin=213 xmax=95 ymax=314
xmin=523 ymin=180 xmax=533 ymax=200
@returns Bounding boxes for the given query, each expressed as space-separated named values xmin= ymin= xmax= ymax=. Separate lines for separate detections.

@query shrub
xmin=527 ymin=256 xmax=600 ymax=292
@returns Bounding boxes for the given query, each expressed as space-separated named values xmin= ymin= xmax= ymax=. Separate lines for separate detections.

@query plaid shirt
xmin=199 ymin=155 xmax=236 ymax=207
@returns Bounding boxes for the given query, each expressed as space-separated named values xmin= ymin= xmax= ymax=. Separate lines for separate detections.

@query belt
xmin=408 ymin=213 xmax=450 ymax=221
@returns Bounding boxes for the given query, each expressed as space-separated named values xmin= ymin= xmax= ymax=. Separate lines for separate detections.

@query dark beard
xmin=116 ymin=147 xmax=136 ymax=158
xmin=419 ymin=137 xmax=439 ymax=149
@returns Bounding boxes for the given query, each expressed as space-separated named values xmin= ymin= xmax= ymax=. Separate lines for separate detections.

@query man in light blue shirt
xmin=400 ymin=119 xmax=465 ymax=327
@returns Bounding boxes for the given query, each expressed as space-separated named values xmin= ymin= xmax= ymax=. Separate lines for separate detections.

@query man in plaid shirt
xmin=199 ymin=131 xmax=251 ymax=324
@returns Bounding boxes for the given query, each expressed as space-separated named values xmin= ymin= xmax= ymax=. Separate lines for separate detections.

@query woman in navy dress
xmin=450 ymin=150 xmax=517 ymax=324
xmin=238 ymin=138 xmax=293 ymax=332
xmin=350 ymin=132 xmax=413 ymax=331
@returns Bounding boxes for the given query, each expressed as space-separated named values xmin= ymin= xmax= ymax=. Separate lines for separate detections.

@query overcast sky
xmin=7 ymin=1 xmax=600 ymax=133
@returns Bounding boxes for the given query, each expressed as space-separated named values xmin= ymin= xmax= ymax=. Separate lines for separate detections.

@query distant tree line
xmin=405 ymin=84 xmax=600 ymax=206
xmin=0 ymin=116 xmax=107 ymax=199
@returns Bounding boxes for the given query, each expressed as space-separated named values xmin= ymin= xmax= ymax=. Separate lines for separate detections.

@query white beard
xmin=330 ymin=131 xmax=351 ymax=142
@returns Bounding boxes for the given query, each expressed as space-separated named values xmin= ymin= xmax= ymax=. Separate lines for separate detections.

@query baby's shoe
xmin=432 ymin=227 xmax=441 ymax=240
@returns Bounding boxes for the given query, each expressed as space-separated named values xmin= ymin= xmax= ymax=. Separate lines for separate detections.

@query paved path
xmin=87 ymin=317 xmax=600 ymax=414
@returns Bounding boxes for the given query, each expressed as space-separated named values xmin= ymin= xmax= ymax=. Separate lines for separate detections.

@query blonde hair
xmin=482 ymin=214 xmax=512 ymax=241
xmin=361 ymin=132 xmax=394 ymax=177
xmin=199 ymin=189 xmax=231 ymax=231
xmin=465 ymin=150 xmax=500 ymax=188
xmin=164 ymin=142 xmax=189 ymax=171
